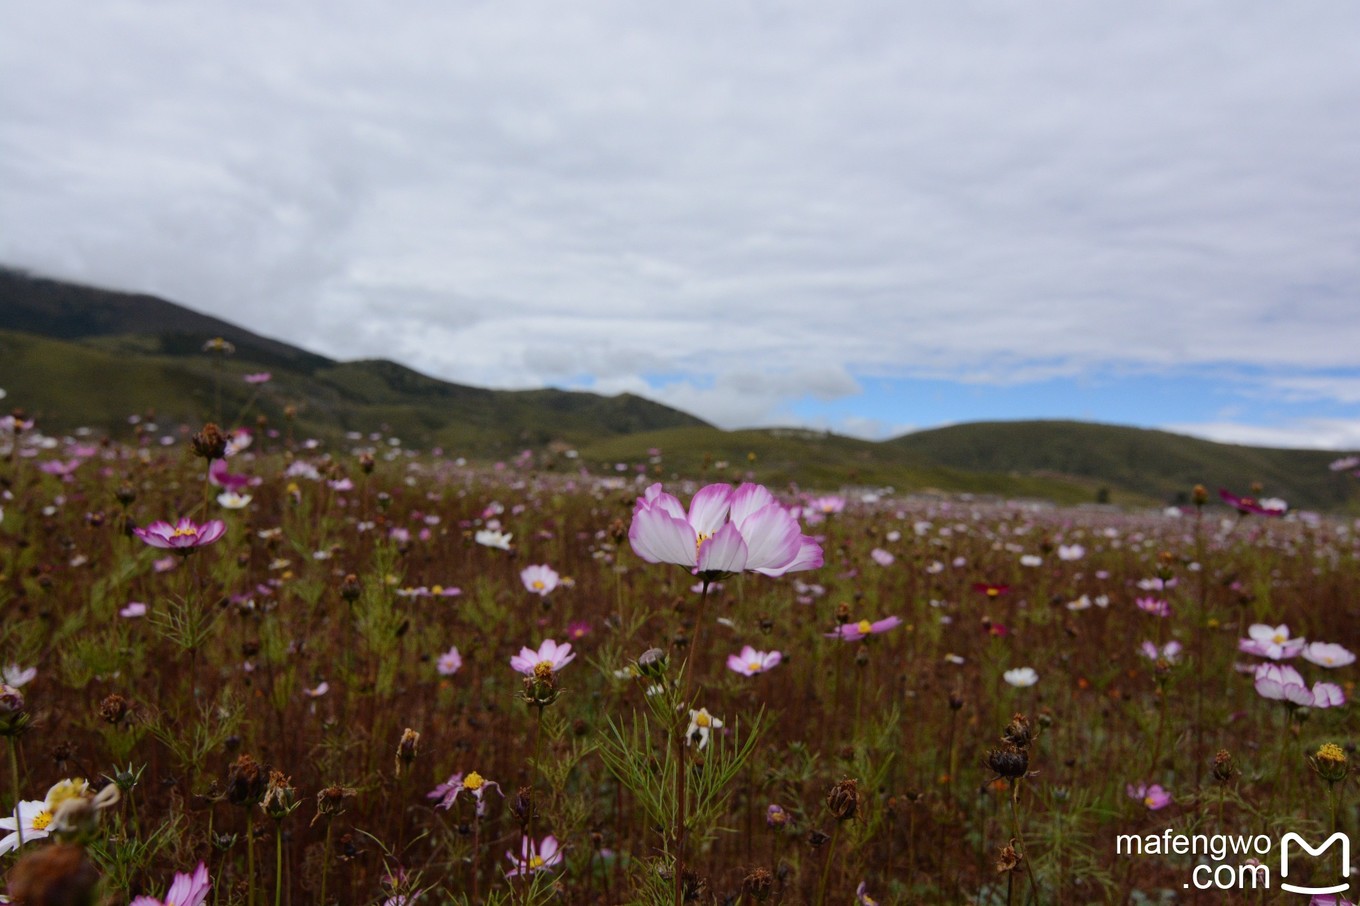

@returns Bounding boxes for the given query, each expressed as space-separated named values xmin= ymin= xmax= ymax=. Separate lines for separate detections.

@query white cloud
xmin=1164 ymin=419 xmax=1360 ymax=451
xmin=1 ymin=2 xmax=1359 ymax=443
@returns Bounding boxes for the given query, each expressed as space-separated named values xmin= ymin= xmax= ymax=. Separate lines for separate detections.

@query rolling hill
xmin=2 ymin=266 xmax=1356 ymax=512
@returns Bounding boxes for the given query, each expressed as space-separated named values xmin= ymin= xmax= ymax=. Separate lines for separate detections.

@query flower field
xmin=2 ymin=413 xmax=1358 ymax=904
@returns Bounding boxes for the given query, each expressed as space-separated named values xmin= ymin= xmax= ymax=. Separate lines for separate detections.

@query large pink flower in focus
xmin=510 ymin=639 xmax=576 ymax=676
xmin=133 ymin=518 xmax=227 ymax=550
xmin=130 ymin=861 xmax=211 ymax=906
xmin=629 ymin=482 xmax=823 ymax=581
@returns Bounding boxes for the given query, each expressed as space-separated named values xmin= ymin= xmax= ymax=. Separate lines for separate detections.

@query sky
xmin=2 ymin=2 xmax=1359 ymax=449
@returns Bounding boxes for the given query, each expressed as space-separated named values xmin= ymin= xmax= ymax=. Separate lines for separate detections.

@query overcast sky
xmin=3 ymin=2 xmax=1359 ymax=449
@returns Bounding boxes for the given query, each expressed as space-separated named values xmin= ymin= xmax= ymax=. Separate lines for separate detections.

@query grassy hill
xmin=885 ymin=420 xmax=1358 ymax=512
xmin=3 ymin=266 xmax=1356 ymax=511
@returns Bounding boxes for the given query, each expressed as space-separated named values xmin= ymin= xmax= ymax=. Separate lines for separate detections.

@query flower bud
xmin=191 ymin=423 xmax=229 ymax=461
xmin=1311 ymin=743 xmax=1349 ymax=785
xmin=394 ymin=728 xmax=420 ymax=777
xmin=826 ymin=778 xmax=861 ymax=822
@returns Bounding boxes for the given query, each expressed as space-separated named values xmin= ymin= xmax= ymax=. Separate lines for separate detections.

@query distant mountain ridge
xmin=1 ymin=266 xmax=1356 ymax=512
xmin=0 ymin=266 xmax=710 ymax=448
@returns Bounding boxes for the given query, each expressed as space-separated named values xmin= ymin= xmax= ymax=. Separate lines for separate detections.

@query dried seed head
xmin=191 ymin=422 xmax=229 ymax=461
xmin=1192 ymin=484 xmax=1209 ymax=506
xmin=826 ymin=778 xmax=861 ymax=822
xmin=225 ymin=754 xmax=268 ymax=807
xmin=995 ymin=840 xmax=1022 ymax=873
xmin=1211 ymin=749 xmax=1237 ymax=784
xmin=834 ymin=602 xmax=851 ymax=625
xmin=394 ymin=728 xmax=420 ymax=776
xmin=986 ymin=746 xmax=1030 ymax=781
xmin=948 ymin=690 xmax=965 ymax=711
xmin=98 ymin=693 xmax=131 ymax=726
xmin=340 ymin=574 xmax=362 ymax=602
xmin=315 ymin=785 xmax=356 ymax=823
xmin=807 ymin=829 xmax=831 ymax=848
xmin=359 ymin=452 xmax=375 ymax=474
xmin=261 ymin=770 xmax=300 ymax=821
xmin=742 ymin=868 xmax=774 ymax=902
xmin=1002 ymin=713 xmax=1035 ymax=750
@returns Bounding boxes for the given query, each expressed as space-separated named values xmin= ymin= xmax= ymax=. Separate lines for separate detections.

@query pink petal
xmin=697 ymin=522 xmax=748 ymax=575
xmin=729 ymin=483 xmax=776 ymax=526
xmin=629 ymin=508 xmax=698 ymax=567
xmin=687 ymin=484 xmax=734 ymax=536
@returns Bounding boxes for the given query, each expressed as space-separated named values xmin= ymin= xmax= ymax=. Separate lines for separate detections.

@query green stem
xmin=274 ymin=821 xmax=283 ymax=906
xmin=320 ymin=820 xmax=332 ymax=906
xmin=814 ymin=823 xmax=839 ymax=906
xmin=674 ymin=578 xmax=712 ymax=906
xmin=247 ymin=811 xmax=256 ymax=906
xmin=8 ymin=738 xmax=22 ymax=848
xmin=1010 ymin=780 xmax=1041 ymax=905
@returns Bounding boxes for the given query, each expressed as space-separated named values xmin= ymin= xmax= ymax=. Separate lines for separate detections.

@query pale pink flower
xmin=506 ymin=834 xmax=563 ymax=876
xmin=1127 ymin=783 xmax=1172 ymax=810
xmin=1301 ymin=641 xmax=1356 ymax=668
xmin=130 ymin=861 xmax=211 ymax=906
xmin=869 ymin=548 xmax=894 ymax=567
xmin=825 ymin=616 xmax=902 ymax=641
xmin=521 ymin=564 xmax=560 ymax=596
xmin=510 ymin=639 xmax=575 ymax=675
xmin=726 ymin=645 xmax=782 ymax=676
xmin=437 ymin=646 xmax=463 ymax=676
xmin=629 ymin=482 xmax=823 ymax=580
xmin=429 ymin=770 xmax=502 ymax=816
xmin=1239 ymin=624 xmax=1306 ymax=660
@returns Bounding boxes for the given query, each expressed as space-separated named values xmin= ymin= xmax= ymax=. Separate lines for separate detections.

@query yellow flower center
xmin=463 ymin=771 xmax=484 ymax=791
xmin=431 ymin=585 xmax=443 ymax=595
xmin=32 ymin=810 xmax=52 ymax=831
xmin=694 ymin=711 xmax=711 ymax=728
xmin=748 ymin=661 xmax=762 ymax=672
xmin=986 ymin=587 xmax=1000 ymax=597
xmin=170 ymin=526 xmax=198 ymax=538
xmin=695 ymin=532 xmax=712 ymax=555
xmin=1144 ymin=796 xmax=1156 ymax=808
xmin=857 ymin=620 xmax=873 ymax=635
xmin=532 ymin=580 xmax=545 ymax=590
xmin=533 ymin=661 xmax=554 ymax=679
xmin=529 ymin=855 xmax=545 ymax=869
xmin=1273 ymin=633 xmax=1286 ymax=643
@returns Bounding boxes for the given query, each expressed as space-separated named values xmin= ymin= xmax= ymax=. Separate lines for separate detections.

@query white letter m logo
xmin=1280 ymin=832 xmax=1351 ymax=896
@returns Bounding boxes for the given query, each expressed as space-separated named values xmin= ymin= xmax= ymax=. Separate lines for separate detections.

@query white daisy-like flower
xmin=1003 ymin=667 xmax=1039 ymax=688
xmin=475 ymin=529 xmax=513 ymax=550
xmin=685 ymin=708 xmax=724 ymax=749
xmin=1 ymin=665 xmax=35 ymax=687
xmin=0 ymin=778 xmax=89 ymax=855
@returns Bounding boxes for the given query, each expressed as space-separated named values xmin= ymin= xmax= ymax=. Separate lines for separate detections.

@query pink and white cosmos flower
xmin=133 ymin=518 xmax=227 ymax=550
xmin=510 ymin=639 xmax=575 ymax=676
xmin=1239 ymin=624 xmax=1306 ymax=660
xmin=130 ymin=861 xmax=211 ymax=906
xmin=629 ymin=482 xmax=822 ymax=581
xmin=825 ymin=616 xmax=903 ymax=641
xmin=726 ymin=645 xmax=783 ymax=676
xmin=1301 ymin=641 xmax=1356 ymax=668
xmin=520 ymin=564 xmax=560 ymax=596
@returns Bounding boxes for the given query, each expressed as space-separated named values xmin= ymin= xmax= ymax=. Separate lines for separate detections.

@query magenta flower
xmin=629 ymin=482 xmax=823 ymax=581
xmin=1127 ymin=783 xmax=1172 ymax=810
xmin=825 ymin=616 xmax=902 ymax=641
xmin=521 ymin=564 xmax=561 ymax=596
xmin=566 ymin=621 xmax=591 ymax=641
xmin=726 ymin=645 xmax=783 ymax=676
xmin=1219 ymin=488 xmax=1287 ymax=516
xmin=130 ymin=862 xmax=211 ymax=906
xmin=208 ymin=459 xmax=251 ymax=492
xmin=510 ymin=639 xmax=575 ymax=676
xmin=133 ymin=518 xmax=227 ymax=551
xmin=1135 ymin=597 xmax=1171 ymax=618
xmin=429 ymin=770 xmax=502 ymax=816
xmin=1239 ymin=623 xmax=1307 ymax=660
xmin=506 ymin=834 xmax=563 ymax=876
xmin=856 ymin=881 xmax=880 ymax=906
xmin=437 ymin=646 xmax=463 ymax=676
xmin=243 ymin=372 xmax=272 ymax=384
xmin=1303 ymin=642 xmax=1356 ymax=668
